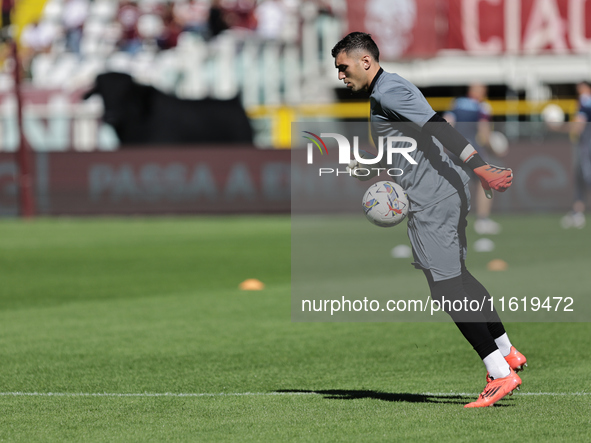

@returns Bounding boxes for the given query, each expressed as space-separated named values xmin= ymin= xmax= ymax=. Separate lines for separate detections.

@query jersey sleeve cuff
xmin=460 ymin=145 xmax=477 ymax=162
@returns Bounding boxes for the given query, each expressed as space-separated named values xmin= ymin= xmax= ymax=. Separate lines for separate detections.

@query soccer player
xmin=559 ymin=81 xmax=591 ymax=229
xmin=444 ymin=83 xmax=502 ymax=235
xmin=331 ymin=32 xmax=527 ymax=408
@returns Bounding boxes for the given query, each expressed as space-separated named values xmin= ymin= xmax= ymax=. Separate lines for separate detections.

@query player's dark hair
xmin=331 ymin=32 xmax=380 ymax=62
xmin=579 ymin=80 xmax=591 ymax=88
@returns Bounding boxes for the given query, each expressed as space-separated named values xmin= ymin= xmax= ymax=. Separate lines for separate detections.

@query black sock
xmin=460 ymin=264 xmax=507 ymax=339
xmin=424 ymin=270 xmax=498 ymax=360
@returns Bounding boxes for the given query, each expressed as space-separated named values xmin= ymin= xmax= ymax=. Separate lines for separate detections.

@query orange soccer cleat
xmin=487 ymin=347 xmax=527 ymax=382
xmin=505 ymin=346 xmax=528 ymax=372
xmin=465 ymin=368 xmax=522 ymax=408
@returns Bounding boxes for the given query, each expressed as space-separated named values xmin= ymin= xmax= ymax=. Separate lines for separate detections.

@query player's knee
xmin=428 ymin=274 xmax=463 ymax=304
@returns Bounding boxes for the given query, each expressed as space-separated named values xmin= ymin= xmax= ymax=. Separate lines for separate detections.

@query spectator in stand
xmin=156 ymin=2 xmax=182 ymax=50
xmin=255 ymin=0 xmax=286 ymax=41
xmin=116 ymin=0 xmax=143 ymax=54
xmin=20 ymin=20 xmax=56 ymax=76
xmin=223 ymin=0 xmax=257 ymax=34
xmin=62 ymin=0 xmax=89 ymax=54
xmin=1 ymin=0 xmax=14 ymax=40
xmin=0 ymin=0 xmax=13 ymax=72
xmin=444 ymin=83 xmax=501 ymax=235
xmin=315 ymin=0 xmax=338 ymax=16
xmin=173 ymin=0 xmax=209 ymax=38
xmin=0 ymin=42 xmax=9 ymax=73
xmin=208 ymin=0 xmax=229 ymax=39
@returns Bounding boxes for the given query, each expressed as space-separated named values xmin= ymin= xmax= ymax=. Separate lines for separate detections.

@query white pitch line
xmin=420 ymin=392 xmax=591 ymax=397
xmin=0 ymin=392 xmax=315 ymax=398
xmin=0 ymin=391 xmax=589 ymax=398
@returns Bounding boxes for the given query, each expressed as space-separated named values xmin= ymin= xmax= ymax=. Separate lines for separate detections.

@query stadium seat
xmin=89 ymin=0 xmax=118 ymax=23
xmin=150 ymin=51 xmax=180 ymax=93
xmin=130 ymin=52 xmax=157 ymax=85
xmin=30 ymin=54 xmax=57 ymax=88
xmin=80 ymin=20 xmax=105 ymax=56
xmin=137 ymin=14 xmax=164 ymax=40
xmin=42 ymin=0 xmax=65 ymax=24
xmin=50 ymin=53 xmax=81 ymax=88
xmin=106 ymin=52 xmax=134 ymax=74
xmin=69 ymin=57 xmax=106 ymax=90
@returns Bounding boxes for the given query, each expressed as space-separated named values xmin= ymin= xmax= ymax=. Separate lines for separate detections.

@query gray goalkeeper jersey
xmin=369 ymin=69 xmax=470 ymax=212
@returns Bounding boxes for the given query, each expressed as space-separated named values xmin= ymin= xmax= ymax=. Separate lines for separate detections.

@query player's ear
xmin=361 ymin=54 xmax=372 ymax=70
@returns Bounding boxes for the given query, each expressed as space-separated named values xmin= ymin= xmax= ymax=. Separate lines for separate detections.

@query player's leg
xmin=422 ymin=269 xmax=521 ymax=408
xmin=578 ymin=142 xmax=591 ymax=188
xmin=460 ymin=263 xmax=527 ymax=373
xmin=416 ymin=188 xmax=521 ymax=407
xmin=408 ymin=191 xmax=514 ymax=384
xmin=456 ymin=191 xmax=528 ymax=374
xmin=423 ymin=270 xmax=507 ymax=375
xmin=562 ymin=145 xmax=587 ymax=228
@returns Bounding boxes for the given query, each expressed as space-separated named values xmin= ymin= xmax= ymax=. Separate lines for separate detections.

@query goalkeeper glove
xmin=473 ymin=164 xmax=513 ymax=199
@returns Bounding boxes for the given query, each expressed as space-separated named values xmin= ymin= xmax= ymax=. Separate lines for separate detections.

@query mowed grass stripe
xmin=0 ymin=215 xmax=590 ymax=442
xmin=0 ymin=391 xmax=589 ymax=397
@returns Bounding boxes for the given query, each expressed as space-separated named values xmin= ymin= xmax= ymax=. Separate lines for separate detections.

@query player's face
xmin=469 ymin=84 xmax=487 ymax=102
xmin=577 ymin=82 xmax=591 ymax=96
xmin=335 ymin=51 xmax=369 ymax=92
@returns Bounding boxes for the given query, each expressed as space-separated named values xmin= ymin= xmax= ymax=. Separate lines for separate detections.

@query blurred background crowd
xmin=8 ymin=0 xmax=340 ymax=74
xmin=0 ymin=0 xmax=588 ymax=147
xmin=0 ymin=0 xmax=590 ymax=219
xmin=0 ymin=0 xmax=341 ymax=91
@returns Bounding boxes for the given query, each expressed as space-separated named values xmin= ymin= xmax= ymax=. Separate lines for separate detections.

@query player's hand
xmin=346 ymin=150 xmax=378 ymax=181
xmin=473 ymin=164 xmax=513 ymax=199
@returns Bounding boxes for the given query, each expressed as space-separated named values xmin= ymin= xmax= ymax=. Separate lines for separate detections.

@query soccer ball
xmin=362 ymin=181 xmax=409 ymax=227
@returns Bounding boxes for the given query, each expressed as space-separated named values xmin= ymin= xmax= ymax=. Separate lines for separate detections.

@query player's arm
xmin=477 ymin=102 xmax=492 ymax=148
xmin=423 ymin=113 xmax=512 ymax=198
xmin=570 ymin=113 xmax=587 ymax=137
xmin=477 ymin=119 xmax=492 ymax=148
xmin=443 ymin=111 xmax=456 ymax=127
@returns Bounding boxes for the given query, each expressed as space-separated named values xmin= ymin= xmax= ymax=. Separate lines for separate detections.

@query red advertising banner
xmin=0 ymin=148 xmax=291 ymax=216
xmin=0 ymin=143 xmax=578 ymax=216
xmin=346 ymin=0 xmax=445 ymax=59
xmin=291 ymin=139 xmax=576 ymax=214
xmin=346 ymin=0 xmax=591 ymax=59
xmin=447 ymin=0 xmax=591 ymax=55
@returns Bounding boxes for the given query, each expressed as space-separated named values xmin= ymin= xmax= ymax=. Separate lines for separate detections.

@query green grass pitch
xmin=0 ymin=215 xmax=590 ymax=441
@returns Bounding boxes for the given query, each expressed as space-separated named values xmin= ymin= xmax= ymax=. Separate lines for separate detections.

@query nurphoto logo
xmin=302 ymin=131 xmax=417 ymax=178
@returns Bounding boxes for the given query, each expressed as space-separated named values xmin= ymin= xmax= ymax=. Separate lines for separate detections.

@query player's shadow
xmin=276 ymin=389 xmax=513 ymax=406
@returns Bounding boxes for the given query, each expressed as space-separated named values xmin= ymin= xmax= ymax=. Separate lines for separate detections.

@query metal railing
xmin=0 ymin=97 xmax=580 ymax=151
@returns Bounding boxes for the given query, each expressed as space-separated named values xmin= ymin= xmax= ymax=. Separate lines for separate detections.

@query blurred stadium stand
xmin=0 ymin=0 xmax=590 ymax=215
xmin=0 ymin=0 xmax=589 ymax=151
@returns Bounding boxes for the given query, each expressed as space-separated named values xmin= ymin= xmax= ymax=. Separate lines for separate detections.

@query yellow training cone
xmin=239 ymin=279 xmax=265 ymax=290
xmin=487 ymin=259 xmax=508 ymax=271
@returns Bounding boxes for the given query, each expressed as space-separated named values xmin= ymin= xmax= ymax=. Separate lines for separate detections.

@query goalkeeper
xmin=331 ymin=32 xmax=527 ymax=408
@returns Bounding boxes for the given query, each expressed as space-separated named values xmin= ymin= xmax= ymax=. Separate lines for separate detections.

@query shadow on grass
xmin=276 ymin=389 xmax=513 ymax=406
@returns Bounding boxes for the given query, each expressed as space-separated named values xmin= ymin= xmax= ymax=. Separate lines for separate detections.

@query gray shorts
xmin=407 ymin=187 xmax=471 ymax=281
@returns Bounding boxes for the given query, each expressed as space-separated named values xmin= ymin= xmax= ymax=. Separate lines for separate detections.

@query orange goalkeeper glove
xmin=473 ymin=164 xmax=513 ymax=199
